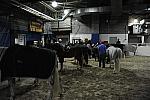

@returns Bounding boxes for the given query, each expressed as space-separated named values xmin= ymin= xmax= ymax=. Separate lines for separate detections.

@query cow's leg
xmin=116 ymin=58 xmax=120 ymax=72
xmin=8 ymin=78 xmax=15 ymax=100
xmin=114 ymin=58 xmax=120 ymax=73
xmin=106 ymin=55 xmax=110 ymax=64
xmin=123 ymin=52 xmax=126 ymax=59
xmin=81 ymin=55 xmax=84 ymax=68
xmin=34 ymin=78 xmax=39 ymax=86
xmin=77 ymin=60 xmax=79 ymax=68
xmin=47 ymin=67 xmax=61 ymax=100
xmin=109 ymin=60 xmax=111 ymax=68
xmin=60 ymin=62 xmax=63 ymax=72
xmin=0 ymin=70 xmax=1 ymax=85
xmin=18 ymin=77 xmax=21 ymax=81
xmin=58 ymin=57 xmax=64 ymax=72
xmin=47 ymin=76 xmax=53 ymax=100
xmin=113 ymin=60 xmax=116 ymax=73
xmin=84 ymin=54 xmax=88 ymax=65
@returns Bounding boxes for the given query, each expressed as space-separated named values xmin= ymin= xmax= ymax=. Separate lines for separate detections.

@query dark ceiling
xmin=16 ymin=0 xmax=150 ymax=8
xmin=1 ymin=0 xmax=150 ymax=20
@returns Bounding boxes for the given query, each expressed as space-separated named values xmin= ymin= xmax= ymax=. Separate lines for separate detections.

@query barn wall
xmin=100 ymin=34 xmax=128 ymax=44
xmin=72 ymin=15 xmax=128 ymax=34
xmin=72 ymin=14 xmax=128 ymax=43
xmin=70 ymin=33 xmax=91 ymax=43
xmin=136 ymin=46 xmax=150 ymax=56
xmin=99 ymin=16 xmax=128 ymax=34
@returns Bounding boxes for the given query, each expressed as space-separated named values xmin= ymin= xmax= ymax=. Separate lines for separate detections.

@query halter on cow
xmin=106 ymin=45 xmax=123 ymax=73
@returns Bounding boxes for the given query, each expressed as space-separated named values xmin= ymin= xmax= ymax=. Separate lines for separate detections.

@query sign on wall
xmin=91 ymin=33 xmax=99 ymax=44
xmin=29 ymin=21 xmax=43 ymax=33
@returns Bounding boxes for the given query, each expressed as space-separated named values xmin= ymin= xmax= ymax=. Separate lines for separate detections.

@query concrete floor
xmin=0 ymin=56 xmax=150 ymax=100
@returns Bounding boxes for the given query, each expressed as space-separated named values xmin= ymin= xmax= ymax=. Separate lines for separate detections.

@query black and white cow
xmin=0 ymin=45 xmax=61 ymax=100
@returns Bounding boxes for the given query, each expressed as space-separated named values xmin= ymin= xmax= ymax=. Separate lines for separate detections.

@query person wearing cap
xmin=97 ymin=41 xmax=106 ymax=68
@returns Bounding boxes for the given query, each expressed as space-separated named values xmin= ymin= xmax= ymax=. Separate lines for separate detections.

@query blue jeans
xmin=99 ymin=53 xmax=106 ymax=68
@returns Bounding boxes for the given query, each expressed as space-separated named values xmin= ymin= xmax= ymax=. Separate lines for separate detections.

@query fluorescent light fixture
xmin=52 ymin=1 xmax=58 ymax=8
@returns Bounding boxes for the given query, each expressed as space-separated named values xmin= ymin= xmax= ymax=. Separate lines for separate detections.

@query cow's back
xmin=107 ymin=46 xmax=116 ymax=60
xmin=107 ymin=46 xmax=122 ymax=60
xmin=0 ymin=45 xmax=56 ymax=81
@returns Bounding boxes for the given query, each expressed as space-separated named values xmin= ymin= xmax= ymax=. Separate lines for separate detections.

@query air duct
xmin=58 ymin=9 xmax=72 ymax=21
xmin=11 ymin=0 xmax=55 ymax=21
xmin=11 ymin=0 xmax=71 ymax=21
xmin=39 ymin=1 xmax=57 ymax=12
xmin=73 ymin=6 xmax=111 ymax=17
xmin=39 ymin=1 xmax=72 ymax=21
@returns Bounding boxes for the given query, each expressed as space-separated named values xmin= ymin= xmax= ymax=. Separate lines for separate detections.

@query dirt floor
xmin=0 ymin=56 xmax=150 ymax=100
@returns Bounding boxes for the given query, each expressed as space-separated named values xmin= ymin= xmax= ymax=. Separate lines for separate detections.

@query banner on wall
xmin=91 ymin=33 xmax=99 ymax=44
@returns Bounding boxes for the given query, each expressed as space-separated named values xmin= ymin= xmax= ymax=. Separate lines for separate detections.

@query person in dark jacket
xmin=97 ymin=41 xmax=106 ymax=68
xmin=116 ymin=39 xmax=121 ymax=44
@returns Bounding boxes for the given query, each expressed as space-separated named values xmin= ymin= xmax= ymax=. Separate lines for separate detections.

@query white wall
xmin=70 ymin=33 xmax=128 ymax=44
xmin=70 ymin=33 xmax=91 ymax=43
xmin=136 ymin=46 xmax=150 ymax=56
xmin=100 ymin=34 xmax=128 ymax=44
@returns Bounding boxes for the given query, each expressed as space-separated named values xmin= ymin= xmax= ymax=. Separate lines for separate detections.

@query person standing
xmin=116 ymin=39 xmax=121 ymax=44
xmin=97 ymin=41 xmax=106 ymax=68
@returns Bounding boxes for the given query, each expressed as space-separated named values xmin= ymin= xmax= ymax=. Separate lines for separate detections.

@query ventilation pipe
xmin=11 ymin=0 xmax=71 ymax=21
xmin=39 ymin=1 xmax=57 ymax=12
xmin=73 ymin=6 xmax=111 ymax=17
xmin=39 ymin=1 xmax=72 ymax=21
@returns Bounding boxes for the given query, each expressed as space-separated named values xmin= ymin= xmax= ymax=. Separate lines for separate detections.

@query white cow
xmin=106 ymin=46 xmax=123 ymax=73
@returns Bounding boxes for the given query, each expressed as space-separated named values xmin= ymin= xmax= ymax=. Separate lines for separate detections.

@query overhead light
xmin=145 ymin=8 xmax=150 ymax=11
xmin=140 ymin=19 xmax=145 ymax=24
xmin=52 ymin=1 xmax=58 ymax=8
xmin=133 ymin=19 xmax=138 ymax=24
xmin=64 ymin=9 xmax=69 ymax=15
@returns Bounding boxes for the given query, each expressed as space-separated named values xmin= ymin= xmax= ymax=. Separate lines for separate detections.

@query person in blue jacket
xmin=97 ymin=41 xmax=106 ymax=68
